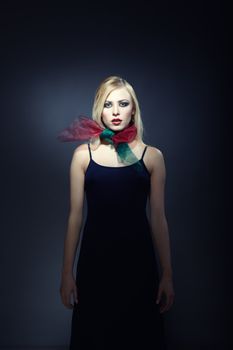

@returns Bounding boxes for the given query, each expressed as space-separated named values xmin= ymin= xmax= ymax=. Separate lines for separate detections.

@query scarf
xmin=57 ymin=115 xmax=143 ymax=169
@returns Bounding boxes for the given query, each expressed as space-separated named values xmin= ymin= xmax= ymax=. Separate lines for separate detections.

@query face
xmin=101 ymin=87 xmax=135 ymax=131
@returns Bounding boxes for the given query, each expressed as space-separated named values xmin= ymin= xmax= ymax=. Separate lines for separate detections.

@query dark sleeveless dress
xmin=69 ymin=143 xmax=167 ymax=350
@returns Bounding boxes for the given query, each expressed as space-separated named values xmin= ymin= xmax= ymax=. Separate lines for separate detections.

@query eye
xmin=119 ymin=101 xmax=129 ymax=107
xmin=104 ymin=101 xmax=112 ymax=108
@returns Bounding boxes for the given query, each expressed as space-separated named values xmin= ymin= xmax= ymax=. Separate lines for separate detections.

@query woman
xmin=58 ymin=76 xmax=175 ymax=349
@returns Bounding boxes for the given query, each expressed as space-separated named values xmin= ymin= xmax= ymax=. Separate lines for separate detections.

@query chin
xmin=110 ymin=125 xmax=125 ymax=131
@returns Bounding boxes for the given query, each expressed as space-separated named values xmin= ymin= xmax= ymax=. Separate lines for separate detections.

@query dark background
xmin=0 ymin=2 xmax=231 ymax=349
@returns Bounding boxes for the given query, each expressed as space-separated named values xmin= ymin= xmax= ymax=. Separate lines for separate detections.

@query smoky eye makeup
xmin=119 ymin=101 xmax=129 ymax=107
xmin=104 ymin=100 xmax=130 ymax=108
xmin=104 ymin=101 xmax=111 ymax=108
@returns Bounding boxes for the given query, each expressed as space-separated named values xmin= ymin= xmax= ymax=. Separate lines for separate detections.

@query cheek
xmin=122 ymin=107 xmax=133 ymax=116
xmin=101 ymin=110 xmax=109 ymax=118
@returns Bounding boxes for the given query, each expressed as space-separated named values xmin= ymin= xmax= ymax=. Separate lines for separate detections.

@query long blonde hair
xmin=90 ymin=76 xmax=144 ymax=147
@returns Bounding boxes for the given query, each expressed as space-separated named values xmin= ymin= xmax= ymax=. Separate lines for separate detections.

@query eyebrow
xmin=105 ymin=99 xmax=130 ymax=102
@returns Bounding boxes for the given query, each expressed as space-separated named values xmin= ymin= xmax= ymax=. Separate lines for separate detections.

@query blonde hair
xmin=90 ymin=76 xmax=144 ymax=147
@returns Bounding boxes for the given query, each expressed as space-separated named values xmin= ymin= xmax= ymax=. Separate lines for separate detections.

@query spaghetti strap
xmin=141 ymin=145 xmax=148 ymax=160
xmin=88 ymin=142 xmax=92 ymax=160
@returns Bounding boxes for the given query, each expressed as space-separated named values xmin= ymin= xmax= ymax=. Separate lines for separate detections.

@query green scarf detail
xmin=99 ymin=128 xmax=144 ymax=172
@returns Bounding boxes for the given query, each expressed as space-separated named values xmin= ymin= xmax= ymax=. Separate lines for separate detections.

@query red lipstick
xmin=112 ymin=118 xmax=122 ymax=122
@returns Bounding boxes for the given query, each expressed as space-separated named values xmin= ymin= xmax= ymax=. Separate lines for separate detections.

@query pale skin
xmin=60 ymin=87 xmax=175 ymax=313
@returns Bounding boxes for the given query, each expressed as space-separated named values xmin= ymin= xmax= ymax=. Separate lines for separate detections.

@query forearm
xmin=61 ymin=211 xmax=83 ymax=277
xmin=150 ymin=215 xmax=173 ymax=278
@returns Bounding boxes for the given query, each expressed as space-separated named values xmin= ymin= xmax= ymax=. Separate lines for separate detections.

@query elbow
xmin=68 ymin=209 xmax=83 ymax=226
xmin=150 ymin=212 xmax=167 ymax=231
xmin=69 ymin=207 xmax=83 ymax=217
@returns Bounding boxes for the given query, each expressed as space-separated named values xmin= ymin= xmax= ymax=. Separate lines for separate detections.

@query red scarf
xmin=56 ymin=115 xmax=137 ymax=147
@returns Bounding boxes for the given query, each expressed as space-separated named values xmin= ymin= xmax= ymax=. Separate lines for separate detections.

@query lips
xmin=112 ymin=119 xmax=122 ymax=122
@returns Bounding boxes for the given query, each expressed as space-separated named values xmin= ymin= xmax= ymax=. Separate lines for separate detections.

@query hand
xmin=60 ymin=274 xmax=78 ymax=309
xmin=156 ymin=275 xmax=175 ymax=313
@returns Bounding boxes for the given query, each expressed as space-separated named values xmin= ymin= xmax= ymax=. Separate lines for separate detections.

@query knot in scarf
xmin=57 ymin=115 xmax=143 ymax=170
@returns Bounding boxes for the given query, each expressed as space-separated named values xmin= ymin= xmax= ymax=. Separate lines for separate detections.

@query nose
xmin=112 ymin=103 xmax=119 ymax=116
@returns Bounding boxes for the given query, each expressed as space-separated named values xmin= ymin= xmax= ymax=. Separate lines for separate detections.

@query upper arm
xmin=69 ymin=145 xmax=86 ymax=216
xmin=149 ymin=147 xmax=166 ymax=221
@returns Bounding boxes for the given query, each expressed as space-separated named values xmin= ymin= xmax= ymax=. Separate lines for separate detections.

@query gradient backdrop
xmin=0 ymin=2 xmax=231 ymax=349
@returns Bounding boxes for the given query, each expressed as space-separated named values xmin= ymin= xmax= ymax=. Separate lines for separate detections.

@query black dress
xmin=69 ymin=142 xmax=167 ymax=350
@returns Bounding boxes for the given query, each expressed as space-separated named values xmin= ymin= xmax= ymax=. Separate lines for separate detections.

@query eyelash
xmin=104 ymin=102 xmax=129 ymax=108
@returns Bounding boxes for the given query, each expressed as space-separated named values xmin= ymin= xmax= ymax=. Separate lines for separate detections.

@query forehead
xmin=106 ymin=87 xmax=131 ymax=101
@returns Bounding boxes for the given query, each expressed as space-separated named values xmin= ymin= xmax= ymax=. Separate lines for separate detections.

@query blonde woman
xmin=58 ymin=76 xmax=175 ymax=349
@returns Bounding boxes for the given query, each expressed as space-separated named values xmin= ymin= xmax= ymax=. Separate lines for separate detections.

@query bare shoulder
xmin=144 ymin=145 xmax=165 ymax=175
xmin=146 ymin=145 xmax=164 ymax=160
xmin=71 ymin=143 xmax=90 ymax=173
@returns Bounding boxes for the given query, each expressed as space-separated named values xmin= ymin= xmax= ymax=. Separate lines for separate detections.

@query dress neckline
xmin=91 ymin=158 xmax=140 ymax=169
xmin=86 ymin=158 xmax=151 ymax=176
